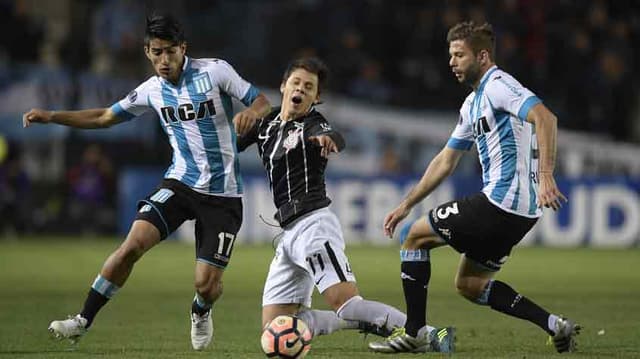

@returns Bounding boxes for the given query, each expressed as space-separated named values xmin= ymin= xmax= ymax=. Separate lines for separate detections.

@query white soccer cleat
xmin=368 ymin=327 xmax=429 ymax=353
xmin=552 ymin=317 xmax=581 ymax=353
xmin=48 ymin=314 xmax=88 ymax=344
xmin=191 ymin=310 xmax=213 ymax=350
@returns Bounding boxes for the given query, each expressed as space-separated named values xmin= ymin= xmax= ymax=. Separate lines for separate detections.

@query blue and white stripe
xmin=448 ymin=66 xmax=542 ymax=218
xmin=110 ymin=57 xmax=259 ymax=196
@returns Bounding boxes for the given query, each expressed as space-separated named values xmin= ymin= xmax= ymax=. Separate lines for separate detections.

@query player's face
xmin=280 ymin=68 xmax=319 ymax=118
xmin=145 ymin=38 xmax=187 ymax=83
xmin=449 ymin=39 xmax=482 ymax=87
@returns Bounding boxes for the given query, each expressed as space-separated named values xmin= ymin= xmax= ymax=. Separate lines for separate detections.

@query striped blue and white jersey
xmin=111 ymin=57 xmax=260 ymax=196
xmin=447 ymin=66 xmax=542 ymax=218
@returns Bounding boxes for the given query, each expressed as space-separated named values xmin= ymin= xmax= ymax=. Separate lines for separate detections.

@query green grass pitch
xmin=0 ymin=239 xmax=638 ymax=358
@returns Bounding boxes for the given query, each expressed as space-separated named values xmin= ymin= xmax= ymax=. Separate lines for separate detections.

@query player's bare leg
xmin=49 ymin=220 xmax=161 ymax=342
xmin=190 ymin=263 xmax=224 ymax=350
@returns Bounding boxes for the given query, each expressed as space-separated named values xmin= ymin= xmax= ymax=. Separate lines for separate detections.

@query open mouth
xmin=292 ymin=95 xmax=303 ymax=104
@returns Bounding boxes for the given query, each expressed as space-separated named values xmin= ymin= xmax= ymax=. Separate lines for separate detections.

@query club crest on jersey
xmin=283 ymin=126 xmax=304 ymax=153
xmin=193 ymin=72 xmax=212 ymax=94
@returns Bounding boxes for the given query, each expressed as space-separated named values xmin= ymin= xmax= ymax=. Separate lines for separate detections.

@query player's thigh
xmin=262 ymin=304 xmax=301 ymax=328
xmin=262 ymin=242 xmax=315 ymax=309
xmin=291 ymin=209 xmax=357 ymax=295
xmin=194 ymin=195 xmax=242 ymax=269
xmin=401 ymin=215 xmax=448 ymax=250
xmin=321 ymin=281 xmax=359 ymax=311
xmin=119 ymin=219 xmax=163 ymax=257
xmin=135 ymin=179 xmax=194 ymax=240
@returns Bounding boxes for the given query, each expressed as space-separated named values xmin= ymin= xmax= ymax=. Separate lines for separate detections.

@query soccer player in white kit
xmin=22 ymin=14 xmax=271 ymax=350
xmin=370 ymin=21 xmax=580 ymax=354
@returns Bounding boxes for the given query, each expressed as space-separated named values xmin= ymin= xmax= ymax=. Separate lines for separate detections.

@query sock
xmin=296 ymin=309 xmax=349 ymax=337
xmin=400 ymin=249 xmax=430 ymax=337
xmin=191 ymin=293 xmax=212 ymax=315
xmin=487 ymin=280 xmax=554 ymax=335
xmin=548 ymin=314 xmax=560 ymax=335
xmin=80 ymin=274 xmax=120 ymax=328
xmin=336 ymin=295 xmax=407 ymax=332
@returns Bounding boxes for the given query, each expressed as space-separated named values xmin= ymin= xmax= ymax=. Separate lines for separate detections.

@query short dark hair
xmin=447 ymin=21 xmax=495 ymax=60
xmin=282 ymin=57 xmax=329 ymax=94
xmin=144 ymin=14 xmax=185 ymax=46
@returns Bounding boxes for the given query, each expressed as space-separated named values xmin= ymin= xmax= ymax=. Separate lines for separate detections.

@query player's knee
xmin=323 ymin=282 xmax=359 ymax=311
xmin=195 ymin=272 xmax=223 ymax=300
xmin=116 ymin=238 xmax=147 ymax=264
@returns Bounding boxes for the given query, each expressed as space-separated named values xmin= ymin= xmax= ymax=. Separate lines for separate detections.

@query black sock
xmin=191 ymin=299 xmax=211 ymax=315
xmin=401 ymin=260 xmax=431 ymax=337
xmin=80 ymin=288 xmax=109 ymax=328
xmin=487 ymin=280 xmax=553 ymax=335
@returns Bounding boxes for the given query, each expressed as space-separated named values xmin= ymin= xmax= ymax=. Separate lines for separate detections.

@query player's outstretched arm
xmin=22 ymin=108 xmax=123 ymax=129
xmin=383 ymin=147 xmax=463 ymax=237
xmin=233 ymin=93 xmax=271 ymax=136
xmin=526 ymin=103 xmax=568 ymax=211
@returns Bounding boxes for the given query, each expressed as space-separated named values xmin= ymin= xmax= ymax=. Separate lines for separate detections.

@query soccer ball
xmin=260 ymin=315 xmax=312 ymax=358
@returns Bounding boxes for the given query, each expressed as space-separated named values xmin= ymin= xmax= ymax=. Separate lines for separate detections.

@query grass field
xmin=0 ymin=239 xmax=639 ymax=358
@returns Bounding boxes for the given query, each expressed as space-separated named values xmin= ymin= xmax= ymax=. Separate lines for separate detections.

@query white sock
xmin=297 ymin=308 xmax=349 ymax=337
xmin=548 ymin=314 xmax=560 ymax=334
xmin=336 ymin=295 xmax=407 ymax=332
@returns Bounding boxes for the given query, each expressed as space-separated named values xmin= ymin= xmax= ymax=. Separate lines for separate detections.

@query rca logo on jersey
xmin=160 ymin=99 xmax=216 ymax=124
xmin=283 ymin=124 xmax=304 ymax=153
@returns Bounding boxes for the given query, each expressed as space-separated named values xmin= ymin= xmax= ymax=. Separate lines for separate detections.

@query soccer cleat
xmin=429 ymin=326 xmax=456 ymax=353
xmin=357 ymin=321 xmax=393 ymax=338
xmin=48 ymin=314 xmax=88 ymax=344
xmin=191 ymin=310 xmax=213 ymax=350
xmin=367 ymin=327 xmax=429 ymax=353
xmin=552 ymin=317 xmax=580 ymax=353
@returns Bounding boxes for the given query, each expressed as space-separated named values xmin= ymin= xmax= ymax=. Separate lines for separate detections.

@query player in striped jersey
xmin=23 ymin=14 xmax=271 ymax=350
xmin=370 ymin=22 xmax=579 ymax=354
xmin=238 ymin=58 xmax=454 ymax=349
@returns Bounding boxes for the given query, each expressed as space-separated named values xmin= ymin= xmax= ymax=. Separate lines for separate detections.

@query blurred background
xmin=0 ymin=0 xmax=639 ymax=246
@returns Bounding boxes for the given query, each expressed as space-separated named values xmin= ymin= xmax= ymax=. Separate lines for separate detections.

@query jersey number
xmin=436 ymin=203 xmax=459 ymax=219
xmin=306 ymin=253 xmax=325 ymax=275
xmin=217 ymin=232 xmax=236 ymax=256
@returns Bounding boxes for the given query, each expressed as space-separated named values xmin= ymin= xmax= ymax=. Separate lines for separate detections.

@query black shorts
xmin=427 ymin=193 xmax=537 ymax=271
xmin=136 ymin=179 xmax=242 ymax=269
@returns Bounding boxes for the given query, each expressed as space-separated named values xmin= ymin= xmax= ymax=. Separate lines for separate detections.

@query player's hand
xmin=309 ymin=135 xmax=338 ymax=158
xmin=233 ymin=108 xmax=259 ymax=136
xmin=383 ymin=204 xmax=410 ymax=238
xmin=537 ymin=172 xmax=567 ymax=211
xmin=22 ymin=109 xmax=53 ymax=128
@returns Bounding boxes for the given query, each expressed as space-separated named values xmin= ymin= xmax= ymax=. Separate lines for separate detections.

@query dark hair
xmin=446 ymin=21 xmax=495 ymax=60
xmin=282 ymin=57 xmax=329 ymax=94
xmin=144 ymin=14 xmax=185 ymax=45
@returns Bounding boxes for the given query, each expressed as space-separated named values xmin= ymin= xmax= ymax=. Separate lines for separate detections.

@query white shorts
xmin=262 ymin=207 xmax=356 ymax=308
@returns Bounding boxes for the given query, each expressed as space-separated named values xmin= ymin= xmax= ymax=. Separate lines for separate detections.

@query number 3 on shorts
xmin=436 ymin=202 xmax=459 ymax=219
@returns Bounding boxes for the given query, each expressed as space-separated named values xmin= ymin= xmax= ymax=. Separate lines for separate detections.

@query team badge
xmin=127 ymin=90 xmax=137 ymax=103
xmin=283 ymin=126 xmax=303 ymax=153
xmin=193 ymin=72 xmax=213 ymax=94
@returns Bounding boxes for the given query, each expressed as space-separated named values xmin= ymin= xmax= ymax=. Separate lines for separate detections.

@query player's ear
xmin=144 ymin=46 xmax=152 ymax=61
xmin=180 ymin=41 xmax=187 ymax=54
xmin=280 ymin=82 xmax=285 ymax=95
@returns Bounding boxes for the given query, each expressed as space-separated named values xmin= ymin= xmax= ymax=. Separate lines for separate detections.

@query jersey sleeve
xmin=306 ymin=112 xmax=346 ymax=152
xmin=446 ymin=112 xmax=474 ymax=151
xmin=109 ymin=80 xmax=152 ymax=121
xmin=210 ymin=60 xmax=260 ymax=107
xmin=485 ymin=75 xmax=541 ymax=122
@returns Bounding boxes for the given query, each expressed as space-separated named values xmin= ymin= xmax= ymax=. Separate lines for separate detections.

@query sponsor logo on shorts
xmin=213 ymin=253 xmax=229 ymax=263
